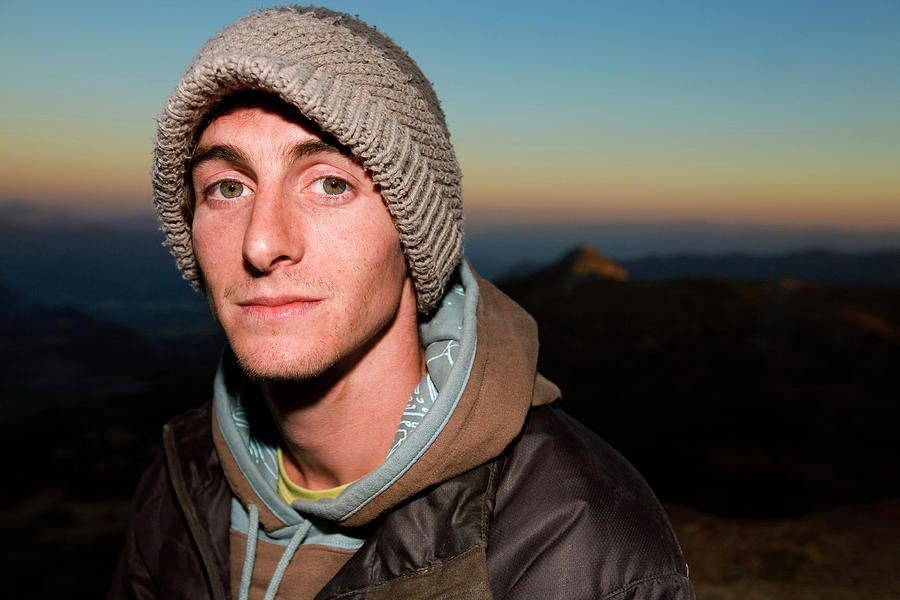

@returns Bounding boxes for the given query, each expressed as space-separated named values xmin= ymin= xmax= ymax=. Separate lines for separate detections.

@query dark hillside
xmin=499 ymin=248 xmax=900 ymax=516
xmin=620 ymin=248 xmax=900 ymax=287
xmin=0 ymin=285 xmax=223 ymax=597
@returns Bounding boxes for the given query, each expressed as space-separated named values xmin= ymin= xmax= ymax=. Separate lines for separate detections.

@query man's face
xmin=190 ymin=103 xmax=413 ymax=380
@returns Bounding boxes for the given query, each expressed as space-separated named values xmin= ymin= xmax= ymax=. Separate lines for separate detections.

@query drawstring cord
xmin=265 ymin=519 xmax=312 ymax=600
xmin=239 ymin=504 xmax=313 ymax=600
xmin=238 ymin=505 xmax=259 ymax=600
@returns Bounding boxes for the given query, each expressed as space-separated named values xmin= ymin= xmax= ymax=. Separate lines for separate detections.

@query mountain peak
xmin=552 ymin=244 xmax=629 ymax=281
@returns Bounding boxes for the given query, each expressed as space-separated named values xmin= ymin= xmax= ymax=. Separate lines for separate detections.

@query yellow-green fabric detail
xmin=277 ymin=447 xmax=351 ymax=503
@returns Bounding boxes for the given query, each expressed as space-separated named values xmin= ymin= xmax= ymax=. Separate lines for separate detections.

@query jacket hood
xmin=211 ymin=260 xmax=559 ymax=531
xmin=346 ymin=264 xmax=560 ymax=526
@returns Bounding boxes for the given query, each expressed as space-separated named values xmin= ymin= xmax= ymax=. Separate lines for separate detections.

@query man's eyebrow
xmin=189 ymin=140 xmax=353 ymax=175
xmin=189 ymin=145 xmax=253 ymax=176
xmin=291 ymin=139 xmax=353 ymax=162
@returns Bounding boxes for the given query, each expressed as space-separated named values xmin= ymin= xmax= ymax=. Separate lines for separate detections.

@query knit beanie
xmin=153 ymin=6 xmax=463 ymax=312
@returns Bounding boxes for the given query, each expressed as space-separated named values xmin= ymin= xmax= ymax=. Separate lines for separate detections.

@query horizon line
xmin=3 ymin=199 xmax=900 ymax=236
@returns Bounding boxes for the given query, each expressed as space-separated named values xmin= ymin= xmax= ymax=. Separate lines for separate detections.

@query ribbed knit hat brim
xmin=153 ymin=6 xmax=463 ymax=312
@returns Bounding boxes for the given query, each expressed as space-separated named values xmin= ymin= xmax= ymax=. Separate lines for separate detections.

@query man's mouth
xmin=236 ymin=296 xmax=322 ymax=320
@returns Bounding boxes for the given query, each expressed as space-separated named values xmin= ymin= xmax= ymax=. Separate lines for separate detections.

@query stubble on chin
xmin=228 ymin=285 xmax=403 ymax=384
xmin=209 ymin=274 xmax=342 ymax=380
xmin=215 ymin=257 xmax=408 ymax=383
xmin=230 ymin=333 xmax=338 ymax=382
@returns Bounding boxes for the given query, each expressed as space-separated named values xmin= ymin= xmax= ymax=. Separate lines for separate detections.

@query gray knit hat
xmin=153 ymin=6 xmax=463 ymax=312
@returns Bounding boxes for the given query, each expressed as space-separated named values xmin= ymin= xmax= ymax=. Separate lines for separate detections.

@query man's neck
xmin=259 ymin=288 xmax=425 ymax=490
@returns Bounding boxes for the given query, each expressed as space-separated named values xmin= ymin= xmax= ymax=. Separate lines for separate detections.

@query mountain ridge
xmin=532 ymin=243 xmax=629 ymax=282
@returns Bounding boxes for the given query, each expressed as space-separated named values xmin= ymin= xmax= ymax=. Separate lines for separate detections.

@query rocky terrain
xmin=670 ymin=498 xmax=900 ymax=599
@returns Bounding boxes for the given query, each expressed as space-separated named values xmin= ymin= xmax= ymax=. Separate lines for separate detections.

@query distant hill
xmin=619 ymin=248 xmax=900 ymax=287
xmin=500 ymin=245 xmax=900 ymax=516
xmin=532 ymin=244 xmax=629 ymax=282
xmin=0 ymin=284 xmax=222 ymax=420
xmin=464 ymin=219 xmax=900 ymax=279
xmin=500 ymin=247 xmax=900 ymax=288
xmin=0 ymin=221 xmax=217 ymax=341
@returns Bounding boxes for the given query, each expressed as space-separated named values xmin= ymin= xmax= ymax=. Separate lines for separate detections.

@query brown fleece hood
xmin=343 ymin=274 xmax=560 ymax=527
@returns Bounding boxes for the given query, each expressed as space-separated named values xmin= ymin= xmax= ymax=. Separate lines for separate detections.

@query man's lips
xmin=238 ymin=295 xmax=320 ymax=307
xmin=236 ymin=296 xmax=322 ymax=320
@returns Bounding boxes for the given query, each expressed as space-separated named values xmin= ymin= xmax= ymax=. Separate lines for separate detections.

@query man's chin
xmin=230 ymin=344 xmax=335 ymax=382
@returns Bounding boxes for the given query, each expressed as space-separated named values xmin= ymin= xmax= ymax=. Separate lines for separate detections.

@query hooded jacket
xmin=109 ymin=265 xmax=694 ymax=599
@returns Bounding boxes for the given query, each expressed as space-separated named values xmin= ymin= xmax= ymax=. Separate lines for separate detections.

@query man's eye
xmin=320 ymin=177 xmax=348 ymax=195
xmin=218 ymin=181 xmax=245 ymax=198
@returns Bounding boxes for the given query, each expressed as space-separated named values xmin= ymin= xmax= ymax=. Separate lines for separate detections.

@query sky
xmin=1 ymin=0 xmax=898 ymax=233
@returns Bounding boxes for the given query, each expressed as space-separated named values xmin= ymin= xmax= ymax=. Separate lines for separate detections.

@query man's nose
xmin=242 ymin=187 xmax=302 ymax=274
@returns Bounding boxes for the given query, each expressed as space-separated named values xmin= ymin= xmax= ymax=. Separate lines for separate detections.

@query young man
xmin=111 ymin=7 xmax=693 ymax=600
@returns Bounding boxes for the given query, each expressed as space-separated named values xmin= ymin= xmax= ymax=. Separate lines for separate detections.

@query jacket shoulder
xmin=486 ymin=406 xmax=693 ymax=599
xmin=108 ymin=401 xmax=231 ymax=600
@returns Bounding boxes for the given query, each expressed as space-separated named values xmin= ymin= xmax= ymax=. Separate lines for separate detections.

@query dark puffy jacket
xmin=109 ymin=400 xmax=692 ymax=599
xmin=110 ymin=275 xmax=693 ymax=599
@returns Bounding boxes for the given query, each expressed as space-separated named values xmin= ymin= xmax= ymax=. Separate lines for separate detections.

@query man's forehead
xmin=192 ymin=93 xmax=354 ymax=166
xmin=198 ymin=106 xmax=321 ymax=148
xmin=196 ymin=91 xmax=345 ymax=149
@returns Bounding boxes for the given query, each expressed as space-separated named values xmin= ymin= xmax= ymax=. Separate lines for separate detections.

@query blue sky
xmin=2 ymin=0 xmax=898 ymax=232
